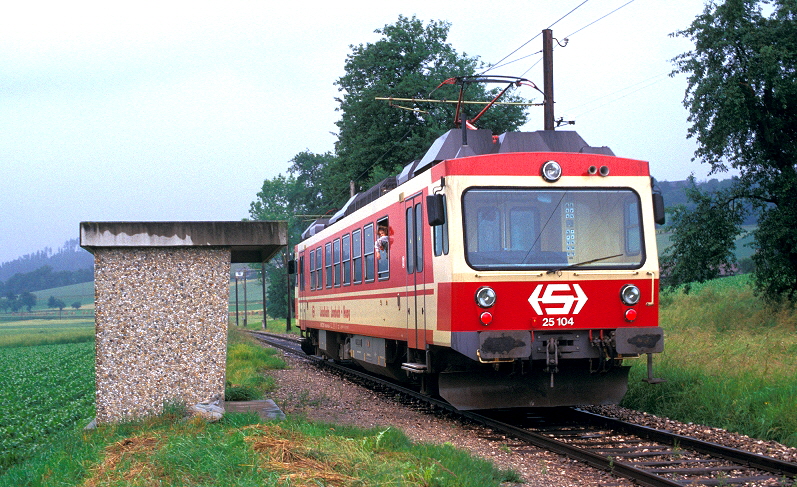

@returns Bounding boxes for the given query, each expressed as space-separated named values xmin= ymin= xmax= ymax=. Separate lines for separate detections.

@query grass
xmin=622 ymin=274 xmax=797 ymax=447
xmin=233 ymin=316 xmax=301 ymax=336
xmin=0 ymin=327 xmax=521 ymax=486
xmin=225 ymin=328 xmax=287 ymax=401
xmin=0 ymin=413 xmax=520 ymax=487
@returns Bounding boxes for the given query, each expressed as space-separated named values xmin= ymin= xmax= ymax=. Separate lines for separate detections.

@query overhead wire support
xmin=375 ymin=97 xmax=541 ymax=107
xmin=427 ymin=75 xmax=546 ymax=128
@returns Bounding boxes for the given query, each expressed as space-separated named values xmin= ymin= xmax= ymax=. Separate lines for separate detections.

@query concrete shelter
xmin=80 ymin=221 xmax=286 ymax=423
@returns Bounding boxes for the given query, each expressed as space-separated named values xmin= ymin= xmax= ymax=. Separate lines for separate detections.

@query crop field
xmin=0 ymin=341 xmax=94 ymax=472
xmin=0 ymin=318 xmax=95 ymax=348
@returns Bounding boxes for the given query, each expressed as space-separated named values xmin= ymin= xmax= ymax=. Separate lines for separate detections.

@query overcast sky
xmin=1 ymin=0 xmax=717 ymax=265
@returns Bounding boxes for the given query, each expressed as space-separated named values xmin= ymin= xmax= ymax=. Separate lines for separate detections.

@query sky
xmin=0 ymin=0 xmax=719 ymax=265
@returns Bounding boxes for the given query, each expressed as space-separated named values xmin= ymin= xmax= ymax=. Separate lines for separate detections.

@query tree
xmin=330 ymin=15 xmax=529 ymax=207
xmin=249 ymin=152 xmax=336 ymax=319
xmin=71 ymin=301 xmax=81 ymax=310
xmin=19 ymin=291 xmax=36 ymax=312
xmin=661 ymin=178 xmax=746 ymax=292
xmin=47 ymin=297 xmax=67 ymax=318
xmin=672 ymin=0 xmax=797 ymax=301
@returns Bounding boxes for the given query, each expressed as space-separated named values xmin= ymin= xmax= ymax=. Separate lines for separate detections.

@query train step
xmin=401 ymin=362 xmax=428 ymax=373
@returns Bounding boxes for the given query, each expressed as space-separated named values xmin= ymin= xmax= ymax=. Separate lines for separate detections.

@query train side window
xmin=309 ymin=250 xmax=315 ymax=290
xmin=315 ymin=247 xmax=323 ymax=288
xmin=352 ymin=229 xmax=362 ymax=284
xmin=333 ymin=238 xmax=341 ymax=286
xmin=325 ymin=243 xmax=332 ymax=288
xmin=406 ymin=207 xmax=415 ymax=274
xmin=625 ymin=200 xmax=642 ymax=256
xmin=342 ymin=234 xmax=351 ymax=285
xmin=364 ymin=224 xmax=375 ymax=282
xmin=433 ymin=197 xmax=449 ymax=256
xmin=414 ymin=204 xmax=423 ymax=272
xmin=377 ymin=217 xmax=389 ymax=279
xmin=299 ymin=255 xmax=305 ymax=291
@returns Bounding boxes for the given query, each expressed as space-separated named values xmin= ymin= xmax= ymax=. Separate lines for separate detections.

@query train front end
xmin=431 ymin=149 xmax=664 ymax=410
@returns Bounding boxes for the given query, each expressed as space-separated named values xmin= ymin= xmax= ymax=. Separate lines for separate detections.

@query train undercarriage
xmin=300 ymin=328 xmax=640 ymax=410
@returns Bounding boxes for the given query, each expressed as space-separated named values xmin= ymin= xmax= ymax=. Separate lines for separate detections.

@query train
xmin=292 ymin=77 xmax=665 ymax=410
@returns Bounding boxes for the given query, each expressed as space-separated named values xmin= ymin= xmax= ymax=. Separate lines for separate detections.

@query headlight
xmin=541 ymin=160 xmax=562 ymax=182
xmin=620 ymin=284 xmax=641 ymax=305
xmin=475 ymin=287 xmax=497 ymax=308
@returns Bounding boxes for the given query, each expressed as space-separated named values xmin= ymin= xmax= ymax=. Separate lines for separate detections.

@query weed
xmin=538 ymin=459 xmax=548 ymax=474
xmin=161 ymin=400 xmax=188 ymax=420
xmin=225 ymin=384 xmax=262 ymax=401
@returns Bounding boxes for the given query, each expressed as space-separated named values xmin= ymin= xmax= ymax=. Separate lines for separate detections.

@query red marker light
xmin=624 ymin=308 xmax=637 ymax=322
xmin=480 ymin=312 xmax=493 ymax=326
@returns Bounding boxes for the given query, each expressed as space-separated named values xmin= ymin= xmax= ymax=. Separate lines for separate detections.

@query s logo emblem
xmin=528 ymin=284 xmax=588 ymax=315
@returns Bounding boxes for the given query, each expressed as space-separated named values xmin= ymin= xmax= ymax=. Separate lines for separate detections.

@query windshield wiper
xmin=546 ymin=253 xmax=624 ymax=274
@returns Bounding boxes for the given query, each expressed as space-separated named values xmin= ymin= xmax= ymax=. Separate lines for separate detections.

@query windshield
xmin=463 ymin=188 xmax=645 ymax=270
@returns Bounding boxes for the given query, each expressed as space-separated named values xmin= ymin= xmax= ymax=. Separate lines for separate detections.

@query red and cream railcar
xmin=294 ymin=128 xmax=665 ymax=410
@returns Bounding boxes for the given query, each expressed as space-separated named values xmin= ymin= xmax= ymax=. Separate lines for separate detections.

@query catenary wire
xmin=491 ymin=0 xmax=641 ymax=79
xmin=483 ymin=0 xmax=591 ymax=75
xmin=563 ymin=0 xmax=637 ymax=38
xmin=567 ymin=74 xmax=669 ymax=119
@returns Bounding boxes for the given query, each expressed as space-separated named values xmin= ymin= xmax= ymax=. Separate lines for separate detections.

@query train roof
xmin=300 ymin=129 xmax=614 ymax=241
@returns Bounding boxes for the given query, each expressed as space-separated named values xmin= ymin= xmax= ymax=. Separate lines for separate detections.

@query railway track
xmin=246 ymin=330 xmax=797 ymax=487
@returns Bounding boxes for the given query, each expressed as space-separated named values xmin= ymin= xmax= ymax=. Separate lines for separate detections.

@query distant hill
xmin=0 ymin=239 xmax=94 ymax=295
xmin=0 ymin=239 xmax=93 ymax=282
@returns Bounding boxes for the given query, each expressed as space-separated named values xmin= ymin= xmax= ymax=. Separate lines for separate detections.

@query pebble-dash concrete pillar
xmin=80 ymin=221 xmax=286 ymax=423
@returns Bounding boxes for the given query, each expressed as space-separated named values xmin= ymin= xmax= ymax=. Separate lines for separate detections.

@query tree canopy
xmin=249 ymin=151 xmax=336 ymax=319
xmin=660 ymin=178 xmax=746 ymax=292
xmin=670 ymin=0 xmax=797 ymax=300
xmin=328 ymin=15 xmax=529 ymax=206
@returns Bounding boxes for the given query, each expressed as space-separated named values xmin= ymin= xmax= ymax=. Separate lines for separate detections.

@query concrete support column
xmin=92 ymin=247 xmax=230 ymax=422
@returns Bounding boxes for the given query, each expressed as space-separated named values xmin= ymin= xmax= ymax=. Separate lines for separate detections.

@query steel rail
xmin=570 ymin=408 xmax=797 ymax=478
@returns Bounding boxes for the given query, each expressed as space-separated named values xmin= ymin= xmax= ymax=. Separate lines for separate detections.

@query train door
xmin=404 ymin=193 xmax=427 ymax=352
xmin=298 ymin=251 xmax=306 ymax=324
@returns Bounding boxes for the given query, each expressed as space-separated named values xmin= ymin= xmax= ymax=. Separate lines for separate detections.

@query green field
xmin=4 ymin=278 xmax=268 ymax=318
xmin=0 ymin=318 xmax=95 ymax=348
xmin=0 ymin=342 xmax=95 ymax=472
xmin=656 ymin=224 xmax=757 ymax=261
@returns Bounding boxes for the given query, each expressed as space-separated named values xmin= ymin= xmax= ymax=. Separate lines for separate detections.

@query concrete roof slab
xmin=80 ymin=221 xmax=287 ymax=263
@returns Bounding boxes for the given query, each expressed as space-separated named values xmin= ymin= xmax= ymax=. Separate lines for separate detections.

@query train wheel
xmin=420 ymin=373 xmax=439 ymax=397
xmin=300 ymin=337 xmax=316 ymax=356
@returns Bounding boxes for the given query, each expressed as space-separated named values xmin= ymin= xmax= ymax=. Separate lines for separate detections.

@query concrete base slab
xmin=226 ymin=399 xmax=286 ymax=420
